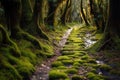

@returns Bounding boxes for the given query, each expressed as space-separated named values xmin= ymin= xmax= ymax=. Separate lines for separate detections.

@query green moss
xmin=57 ymin=66 xmax=67 ymax=69
xmin=86 ymin=72 xmax=105 ymax=80
xmin=5 ymin=53 xmax=35 ymax=79
xmin=51 ymin=61 xmax=64 ymax=67
xmin=87 ymin=59 xmax=96 ymax=64
xmin=74 ymin=59 xmax=85 ymax=64
xmin=21 ymin=49 xmax=37 ymax=65
xmin=57 ymin=56 xmax=70 ymax=60
xmin=99 ymin=64 xmax=112 ymax=71
xmin=73 ymin=62 xmax=81 ymax=67
xmin=65 ymin=68 xmax=78 ymax=74
xmin=16 ymin=57 xmax=35 ymax=79
xmin=73 ymin=52 xmax=86 ymax=57
xmin=49 ymin=70 xmax=68 ymax=80
xmin=0 ymin=59 xmax=22 ymax=80
xmin=62 ymin=60 xmax=73 ymax=65
xmin=95 ymin=34 xmax=103 ymax=40
xmin=81 ymin=55 xmax=90 ymax=60
xmin=62 ymin=52 xmax=75 ymax=55
xmin=72 ymin=75 xmax=84 ymax=80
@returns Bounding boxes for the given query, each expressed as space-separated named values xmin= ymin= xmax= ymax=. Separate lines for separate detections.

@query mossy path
xmin=31 ymin=25 xmax=114 ymax=80
xmin=49 ymin=26 xmax=109 ymax=80
xmin=31 ymin=27 xmax=73 ymax=80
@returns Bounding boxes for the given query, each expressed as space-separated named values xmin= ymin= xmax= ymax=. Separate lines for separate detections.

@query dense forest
xmin=0 ymin=0 xmax=120 ymax=80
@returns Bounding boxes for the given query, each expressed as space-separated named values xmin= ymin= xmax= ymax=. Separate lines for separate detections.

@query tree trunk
xmin=21 ymin=0 xmax=33 ymax=29
xmin=90 ymin=0 xmax=120 ymax=51
xmin=61 ymin=0 xmax=70 ymax=24
xmin=80 ymin=0 xmax=89 ymax=26
xmin=30 ymin=0 xmax=49 ymax=40
xmin=1 ymin=0 xmax=22 ymax=38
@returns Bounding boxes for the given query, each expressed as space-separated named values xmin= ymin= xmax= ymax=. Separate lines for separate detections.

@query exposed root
xmin=0 ymin=24 xmax=21 ymax=57
xmin=18 ymin=30 xmax=44 ymax=50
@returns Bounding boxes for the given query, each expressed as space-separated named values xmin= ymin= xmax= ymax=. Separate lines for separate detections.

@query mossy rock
xmin=87 ymin=59 xmax=97 ymax=64
xmin=49 ymin=70 xmax=68 ymax=80
xmin=62 ymin=52 xmax=75 ymax=55
xmin=72 ymin=75 xmax=84 ymax=80
xmin=57 ymin=56 xmax=70 ymax=61
xmin=62 ymin=60 xmax=73 ymax=65
xmin=51 ymin=61 xmax=64 ymax=67
xmin=86 ymin=72 xmax=105 ymax=80
xmin=74 ymin=59 xmax=85 ymax=64
xmin=73 ymin=62 xmax=81 ymax=67
xmin=81 ymin=55 xmax=90 ymax=60
xmin=73 ymin=52 xmax=86 ymax=57
xmin=65 ymin=68 xmax=78 ymax=74
xmin=99 ymin=64 xmax=112 ymax=71
xmin=57 ymin=66 xmax=67 ymax=69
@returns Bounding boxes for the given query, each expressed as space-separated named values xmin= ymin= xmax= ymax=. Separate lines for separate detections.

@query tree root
xmin=0 ymin=24 xmax=21 ymax=57
xmin=27 ymin=23 xmax=49 ymax=40
xmin=17 ymin=30 xmax=45 ymax=50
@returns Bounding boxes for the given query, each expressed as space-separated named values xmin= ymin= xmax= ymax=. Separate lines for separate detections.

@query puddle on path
xmin=84 ymin=33 xmax=96 ymax=48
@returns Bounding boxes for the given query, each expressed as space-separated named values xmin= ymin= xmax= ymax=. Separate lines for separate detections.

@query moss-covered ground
xmin=49 ymin=25 xmax=117 ymax=80
xmin=0 ymin=24 xmax=119 ymax=80
xmin=0 ymin=24 xmax=70 ymax=80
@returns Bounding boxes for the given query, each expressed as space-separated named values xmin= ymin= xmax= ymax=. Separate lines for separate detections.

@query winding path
xmin=30 ymin=28 xmax=73 ymax=80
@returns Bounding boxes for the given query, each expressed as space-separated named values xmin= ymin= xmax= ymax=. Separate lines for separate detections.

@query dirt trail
xmin=30 ymin=28 xmax=73 ymax=80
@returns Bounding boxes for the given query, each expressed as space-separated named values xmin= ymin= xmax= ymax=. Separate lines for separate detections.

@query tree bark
xmin=1 ymin=0 xmax=22 ymax=38
xmin=80 ymin=0 xmax=89 ymax=26
xmin=61 ymin=0 xmax=70 ymax=24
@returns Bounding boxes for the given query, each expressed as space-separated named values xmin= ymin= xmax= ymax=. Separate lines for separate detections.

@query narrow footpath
xmin=48 ymin=26 xmax=111 ymax=80
xmin=31 ymin=26 xmax=114 ymax=80
xmin=30 ymin=27 xmax=73 ymax=80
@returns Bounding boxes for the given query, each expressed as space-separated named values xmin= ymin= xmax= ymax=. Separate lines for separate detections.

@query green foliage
xmin=49 ymin=70 xmax=68 ymax=80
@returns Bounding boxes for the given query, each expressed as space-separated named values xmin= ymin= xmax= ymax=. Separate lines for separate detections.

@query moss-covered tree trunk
xmin=91 ymin=0 xmax=120 ymax=51
xmin=89 ymin=0 xmax=106 ymax=31
xmin=21 ymin=0 xmax=48 ymax=40
xmin=31 ymin=0 xmax=49 ymax=40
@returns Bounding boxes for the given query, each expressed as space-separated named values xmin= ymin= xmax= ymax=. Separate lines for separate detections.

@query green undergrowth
xmin=0 ymin=24 xmax=71 ymax=80
xmin=0 ymin=38 xmax=54 ymax=80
